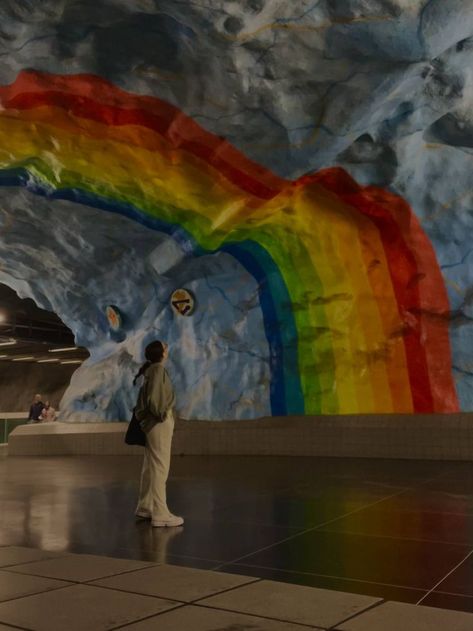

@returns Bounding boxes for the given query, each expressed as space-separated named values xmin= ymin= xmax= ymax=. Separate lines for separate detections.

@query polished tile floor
xmin=4 ymin=545 xmax=471 ymax=630
xmin=1 ymin=454 xmax=473 ymax=614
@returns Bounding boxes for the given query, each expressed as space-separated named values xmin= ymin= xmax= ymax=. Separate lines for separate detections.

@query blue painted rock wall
xmin=0 ymin=1 xmax=471 ymax=419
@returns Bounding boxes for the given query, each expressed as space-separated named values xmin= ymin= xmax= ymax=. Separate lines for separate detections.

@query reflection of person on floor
xmin=39 ymin=401 xmax=57 ymax=423
xmin=137 ymin=521 xmax=184 ymax=564
xmin=28 ymin=394 xmax=44 ymax=423
xmin=133 ymin=340 xmax=184 ymax=528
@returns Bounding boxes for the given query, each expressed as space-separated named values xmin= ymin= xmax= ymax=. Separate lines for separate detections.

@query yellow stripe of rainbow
xmin=0 ymin=70 xmax=458 ymax=414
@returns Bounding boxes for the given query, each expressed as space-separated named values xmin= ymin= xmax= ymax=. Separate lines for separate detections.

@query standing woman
xmin=134 ymin=340 xmax=184 ymax=527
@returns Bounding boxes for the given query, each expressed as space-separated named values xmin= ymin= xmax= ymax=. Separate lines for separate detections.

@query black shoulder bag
xmin=124 ymin=411 xmax=146 ymax=447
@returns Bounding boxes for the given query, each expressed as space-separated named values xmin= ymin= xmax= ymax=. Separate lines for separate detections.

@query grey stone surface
xmin=7 ymin=553 xmax=155 ymax=583
xmin=336 ymin=600 xmax=473 ymax=631
xmin=0 ymin=546 xmax=473 ymax=631
xmin=199 ymin=579 xmax=380 ymax=628
xmin=121 ymin=604 xmax=323 ymax=630
xmin=0 ymin=546 xmax=67 ymax=568
xmin=92 ymin=563 xmax=259 ymax=602
xmin=0 ymin=570 xmax=71 ymax=603
xmin=0 ymin=584 xmax=178 ymax=631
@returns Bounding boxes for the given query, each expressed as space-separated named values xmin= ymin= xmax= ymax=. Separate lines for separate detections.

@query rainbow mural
xmin=0 ymin=70 xmax=459 ymax=416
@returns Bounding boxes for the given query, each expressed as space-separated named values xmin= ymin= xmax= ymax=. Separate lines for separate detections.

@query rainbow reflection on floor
xmin=1 ymin=454 xmax=473 ymax=613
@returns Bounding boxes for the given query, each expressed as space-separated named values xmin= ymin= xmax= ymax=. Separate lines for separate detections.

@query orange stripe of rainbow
xmin=0 ymin=70 xmax=458 ymax=414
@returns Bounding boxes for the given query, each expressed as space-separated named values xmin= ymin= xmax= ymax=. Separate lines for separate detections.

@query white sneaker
xmin=151 ymin=514 xmax=184 ymax=528
xmin=135 ymin=510 xmax=152 ymax=520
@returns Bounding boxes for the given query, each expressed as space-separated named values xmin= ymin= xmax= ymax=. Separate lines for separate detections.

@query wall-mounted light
xmin=12 ymin=356 xmax=34 ymax=362
xmin=0 ymin=312 xmax=7 ymax=324
xmin=61 ymin=360 xmax=83 ymax=365
xmin=48 ymin=347 xmax=78 ymax=353
xmin=37 ymin=358 xmax=60 ymax=363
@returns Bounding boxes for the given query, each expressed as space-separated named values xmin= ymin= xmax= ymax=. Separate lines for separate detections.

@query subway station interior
xmin=1 ymin=1 xmax=473 ymax=629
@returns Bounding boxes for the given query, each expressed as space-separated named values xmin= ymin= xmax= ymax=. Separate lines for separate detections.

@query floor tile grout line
xmin=183 ymin=507 xmax=473 ymax=529
xmin=87 ymin=575 xmax=262 ymax=605
xmin=82 ymin=581 xmax=188 ymax=604
xmin=416 ymin=549 xmax=473 ymax=605
xmin=167 ymin=553 xmax=223 ymax=564
xmin=145 ymin=494 xmax=473 ymax=537
xmin=213 ymin=486 xmax=413 ymax=570
xmin=192 ymin=602 xmax=324 ymax=629
xmin=326 ymin=598 xmax=387 ymax=630
xmin=24 ymin=559 xmax=426 ymax=602
xmin=0 ymin=583 xmax=79 ymax=608
xmin=435 ymin=588 xmax=473 ymax=599
xmin=3 ymin=561 xmax=162 ymax=584
xmin=0 ymin=574 xmax=78 ymax=605
xmin=223 ymin=561 xmax=429 ymax=594
xmin=0 ymin=618 xmax=33 ymax=631
xmin=179 ymin=515 xmax=306 ymax=531
xmin=189 ymin=578 xmax=264 ymax=604
xmin=84 ymin=583 xmax=323 ymax=630
xmin=0 ymin=553 xmax=77 ymax=571
xmin=309 ymin=528 xmax=471 ymax=548
xmin=0 ymin=583 xmax=78 ymax=606
xmin=108 ymin=603 xmax=188 ymax=631
xmin=363 ymin=508 xmax=473 ymax=518
xmin=181 ymin=486 xmax=410 ymax=528
xmin=288 ymin=486 xmax=416 ymax=533
xmin=67 ymin=545 xmax=222 ymax=565
xmin=210 ymin=527 xmax=312 ymax=571
xmin=0 ymin=569 xmax=442 ymax=631
xmin=5 ymin=550 xmax=394 ymax=631
xmin=196 ymin=475 xmax=424 ymax=500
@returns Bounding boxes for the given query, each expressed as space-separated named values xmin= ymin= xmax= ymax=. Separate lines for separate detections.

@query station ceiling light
xmin=61 ymin=360 xmax=83 ymax=365
xmin=37 ymin=358 xmax=60 ymax=363
xmin=49 ymin=346 xmax=79 ymax=353
xmin=0 ymin=338 xmax=16 ymax=347
xmin=12 ymin=356 xmax=35 ymax=361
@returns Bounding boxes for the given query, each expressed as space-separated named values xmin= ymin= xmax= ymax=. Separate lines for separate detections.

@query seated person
xmin=40 ymin=401 xmax=57 ymax=422
xmin=28 ymin=394 xmax=44 ymax=423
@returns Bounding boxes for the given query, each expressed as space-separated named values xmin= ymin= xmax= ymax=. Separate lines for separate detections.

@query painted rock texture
xmin=0 ymin=1 xmax=470 ymax=419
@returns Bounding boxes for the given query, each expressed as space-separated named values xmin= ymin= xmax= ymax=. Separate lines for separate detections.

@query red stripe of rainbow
xmin=0 ymin=70 xmax=458 ymax=414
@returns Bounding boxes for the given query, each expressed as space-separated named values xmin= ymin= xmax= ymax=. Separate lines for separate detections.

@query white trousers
xmin=137 ymin=411 xmax=175 ymax=519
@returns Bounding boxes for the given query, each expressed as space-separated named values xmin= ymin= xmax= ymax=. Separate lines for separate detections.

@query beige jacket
xmin=134 ymin=363 xmax=176 ymax=433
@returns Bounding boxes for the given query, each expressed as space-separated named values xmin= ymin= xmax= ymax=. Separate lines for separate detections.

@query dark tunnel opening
xmin=0 ymin=283 xmax=89 ymax=414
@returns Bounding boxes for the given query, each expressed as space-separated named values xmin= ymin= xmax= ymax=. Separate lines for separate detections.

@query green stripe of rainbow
xmin=0 ymin=70 xmax=459 ymax=414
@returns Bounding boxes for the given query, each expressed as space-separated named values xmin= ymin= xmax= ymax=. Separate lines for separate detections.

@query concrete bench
xmin=7 ymin=414 xmax=473 ymax=459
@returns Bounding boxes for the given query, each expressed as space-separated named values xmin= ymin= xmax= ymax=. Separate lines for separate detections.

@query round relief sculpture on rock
xmin=0 ymin=0 xmax=471 ymax=422
xmin=171 ymin=289 xmax=195 ymax=317
xmin=105 ymin=305 xmax=122 ymax=331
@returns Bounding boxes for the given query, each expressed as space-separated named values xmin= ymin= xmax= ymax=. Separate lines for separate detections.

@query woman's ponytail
xmin=133 ymin=361 xmax=151 ymax=385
